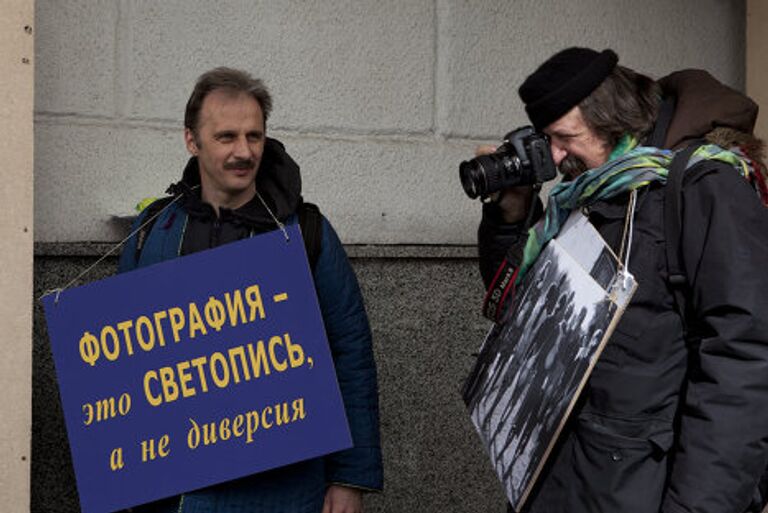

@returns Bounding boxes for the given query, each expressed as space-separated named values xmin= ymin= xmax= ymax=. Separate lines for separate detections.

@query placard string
xmin=256 ymin=190 xmax=290 ymax=242
xmin=617 ymin=189 xmax=638 ymax=290
xmin=40 ymin=189 xmax=196 ymax=304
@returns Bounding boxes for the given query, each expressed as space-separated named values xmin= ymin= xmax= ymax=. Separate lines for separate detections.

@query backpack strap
xmin=134 ymin=196 xmax=175 ymax=264
xmin=664 ymin=143 xmax=700 ymax=334
xmin=648 ymin=96 xmax=676 ymax=148
xmin=298 ymin=201 xmax=323 ymax=271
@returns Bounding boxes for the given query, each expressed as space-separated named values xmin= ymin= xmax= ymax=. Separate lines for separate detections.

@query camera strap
xmin=482 ymin=247 xmax=521 ymax=322
xmin=482 ymin=187 xmax=541 ymax=322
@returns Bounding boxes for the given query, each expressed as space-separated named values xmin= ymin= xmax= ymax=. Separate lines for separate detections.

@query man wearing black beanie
xmin=474 ymin=47 xmax=768 ymax=512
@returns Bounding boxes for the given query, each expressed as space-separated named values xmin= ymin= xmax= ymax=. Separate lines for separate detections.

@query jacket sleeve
xmin=478 ymin=199 xmax=543 ymax=287
xmin=662 ymin=164 xmax=768 ymax=512
xmin=313 ymin=217 xmax=383 ymax=492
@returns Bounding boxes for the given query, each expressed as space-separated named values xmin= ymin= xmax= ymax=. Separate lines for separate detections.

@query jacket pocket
xmin=569 ymin=414 xmax=674 ymax=512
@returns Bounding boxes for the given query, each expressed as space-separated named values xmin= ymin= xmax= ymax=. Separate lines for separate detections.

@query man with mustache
xmin=119 ymin=67 xmax=382 ymax=513
xmin=476 ymin=48 xmax=768 ymax=512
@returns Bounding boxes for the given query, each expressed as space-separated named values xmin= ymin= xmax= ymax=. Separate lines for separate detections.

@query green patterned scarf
xmin=516 ymin=135 xmax=749 ymax=284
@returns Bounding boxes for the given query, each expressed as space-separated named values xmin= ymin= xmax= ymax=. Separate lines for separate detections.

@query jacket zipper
xmin=211 ymin=217 xmax=221 ymax=248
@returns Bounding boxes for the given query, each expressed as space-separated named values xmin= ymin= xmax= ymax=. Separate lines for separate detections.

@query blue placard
xmin=42 ymin=224 xmax=352 ymax=513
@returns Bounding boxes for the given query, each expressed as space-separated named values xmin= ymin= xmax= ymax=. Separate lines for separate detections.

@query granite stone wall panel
xmin=124 ymin=0 xmax=434 ymax=132
xmin=34 ymin=122 xmax=188 ymax=242
xmin=35 ymin=127 xmax=483 ymax=244
xmin=35 ymin=0 xmax=117 ymax=116
xmin=356 ymin=258 xmax=503 ymax=512
xmin=438 ymin=0 xmax=745 ymax=138
xmin=33 ymin=0 xmax=745 ymax=245
xmin=282 ymin=135 xmax=479 ymax=245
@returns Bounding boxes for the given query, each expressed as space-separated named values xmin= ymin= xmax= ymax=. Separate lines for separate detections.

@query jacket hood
xmin=659 ymin=69 xmax=759 ymax=149
xmin=168 ymin=137 xmax=302 ymax=223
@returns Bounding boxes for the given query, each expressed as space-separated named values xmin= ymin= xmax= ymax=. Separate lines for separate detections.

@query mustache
xmin=559 ymin=155 xmax=588 ymax=177
xmin=224 ymin=159 xmax=256 ymax=170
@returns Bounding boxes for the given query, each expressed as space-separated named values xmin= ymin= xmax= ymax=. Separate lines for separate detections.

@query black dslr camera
xmin=459 ymin=126 xmax=556 ymax=200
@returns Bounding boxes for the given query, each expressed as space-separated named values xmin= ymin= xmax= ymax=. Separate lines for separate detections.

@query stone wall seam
xmin=33 ymin=242 xmax=478 ymax=260
xmin=114 ymin=0 xmax=125 ymax=118
xmin=431 ymin=0 xmax=439 ymax=135
xmin=33 ymin=114 xmax=498 ymax=146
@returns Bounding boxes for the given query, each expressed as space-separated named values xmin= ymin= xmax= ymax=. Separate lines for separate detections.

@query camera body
xmin=459 ymin=126 xmax=557 ymax=199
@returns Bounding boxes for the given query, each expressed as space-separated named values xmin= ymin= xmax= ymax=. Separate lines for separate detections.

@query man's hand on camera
xmin=474 ymin=145 xmax=533 ymax=224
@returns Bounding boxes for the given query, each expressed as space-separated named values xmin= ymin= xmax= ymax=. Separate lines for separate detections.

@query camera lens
xmin=460 ymin=153 xmax=521 ymax=199
xmin=460 ymin=156 xmax=492 ymax=199
xmin=459 ymin=126 xmax=554 ymax=200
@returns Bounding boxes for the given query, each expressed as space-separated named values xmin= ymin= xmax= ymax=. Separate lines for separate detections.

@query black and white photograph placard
xmin=463 ymin=213 xmax=637 ymax=511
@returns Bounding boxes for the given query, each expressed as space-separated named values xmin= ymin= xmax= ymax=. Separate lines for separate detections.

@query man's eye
xmin=247 ymin=133 xmax=263 ymax=142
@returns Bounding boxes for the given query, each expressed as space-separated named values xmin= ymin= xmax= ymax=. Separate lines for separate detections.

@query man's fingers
xmin=321 ymin=493 xmax=332 ymax=513
xmin=324 ymin=485 xmax=363 ymax=513
xmin=475 ymin=144 xmax=497 ymax=157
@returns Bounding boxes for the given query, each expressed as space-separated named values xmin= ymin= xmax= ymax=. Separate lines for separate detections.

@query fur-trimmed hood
xmin=660 ymin=69 xmax=759 ymax=150
xmin=660 ymin=69 xmax=766 ymax=202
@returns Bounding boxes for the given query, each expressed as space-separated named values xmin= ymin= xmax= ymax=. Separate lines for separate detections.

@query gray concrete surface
xmin=34 ymin=0 xmax=745 ymax=243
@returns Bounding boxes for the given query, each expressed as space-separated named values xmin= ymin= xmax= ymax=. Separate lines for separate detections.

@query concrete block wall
xmin=32 ymin=1 xmax=747 ymax=512
xmin=35 ymin=0 xmax=745 ymax=244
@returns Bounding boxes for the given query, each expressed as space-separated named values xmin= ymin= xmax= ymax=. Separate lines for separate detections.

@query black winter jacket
xmin=479 ymin=71 xmax=768 ymax=512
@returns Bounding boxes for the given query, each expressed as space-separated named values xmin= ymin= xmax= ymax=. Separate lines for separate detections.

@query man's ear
xmin=184 ymin=128 xmax=199 ymax=156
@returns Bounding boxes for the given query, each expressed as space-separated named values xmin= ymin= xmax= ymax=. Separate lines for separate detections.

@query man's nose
xmin=550 ymin=143 xmax=567 ymax=166
xmin=232 ymin=136 xmax=252 ymax=159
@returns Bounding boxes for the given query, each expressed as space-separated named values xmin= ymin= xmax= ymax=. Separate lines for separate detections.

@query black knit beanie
xmin=519 ymin=47 xmax=619 ymax=130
